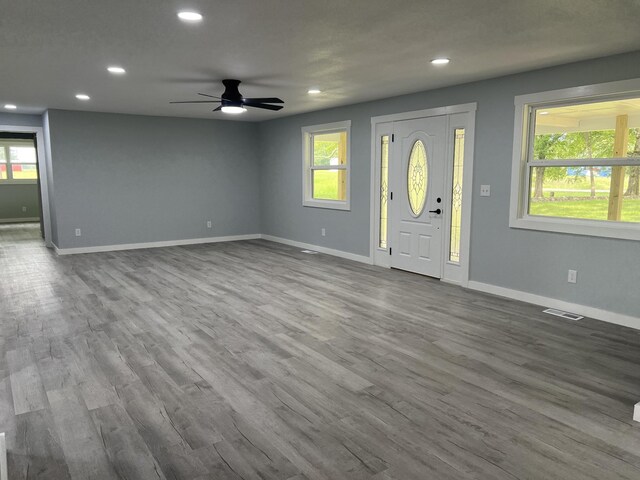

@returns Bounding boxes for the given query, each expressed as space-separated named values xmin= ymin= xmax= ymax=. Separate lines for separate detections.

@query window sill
xmin=0 ymin=180 xmax=38 ymax=185
xmin=303 ymin=199 xmax=351 ymax=211
xmin=510 ymin=215 xmax=640 ymax=241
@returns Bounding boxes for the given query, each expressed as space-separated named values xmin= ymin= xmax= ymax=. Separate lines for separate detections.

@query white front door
xmin=390 ymin=116 xmax=447 ymax=278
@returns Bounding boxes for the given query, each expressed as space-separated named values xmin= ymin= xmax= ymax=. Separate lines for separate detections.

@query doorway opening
xmin=0 ymin=124 xmax=52 ymax=248
xmin=0 ymin=132 xmax=45 ymax=247
xmin=370 ymin=104 xmax=476 ymax=285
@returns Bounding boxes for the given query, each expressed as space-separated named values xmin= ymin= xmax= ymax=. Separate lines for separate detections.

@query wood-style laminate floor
xmin=1 ymin=223 xmax=640 ymax=480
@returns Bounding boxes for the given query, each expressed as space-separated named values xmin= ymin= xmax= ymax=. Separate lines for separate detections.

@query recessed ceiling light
xmin=221 ymin=106 xmax=246 ymax=114
xmin=308 ymin=89 xmax=321 ymax=95
xmin=4 ymin=104 xmax=17 ymax=110
xmin=75 ymin=94 xmax=90 ymax=101
xmin=431 ymin=58 xmax=450 ymax=65
xmin=539 ymin=111 xmax=549 ymax=115
xmin=177 ymin=11 xmax=203 ymax=22
xmin=107 ymin=66 xmax=126 ymax=74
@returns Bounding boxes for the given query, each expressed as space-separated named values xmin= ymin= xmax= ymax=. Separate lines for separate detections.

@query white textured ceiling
xmin=2 ymin=0 xmax=640 ymax=121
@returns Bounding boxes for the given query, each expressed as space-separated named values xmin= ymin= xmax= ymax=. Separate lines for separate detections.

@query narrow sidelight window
xmin=379 ymin=135 xmax=389 ymax=248
xmin=449 ymin=128 xmax=465 ymax=263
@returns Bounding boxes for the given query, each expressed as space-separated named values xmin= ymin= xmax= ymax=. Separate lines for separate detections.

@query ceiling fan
xmin=170 ymin=79 xmax=284 ymax=114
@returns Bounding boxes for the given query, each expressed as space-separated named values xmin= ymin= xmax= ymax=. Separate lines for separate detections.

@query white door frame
xmin=0 ymin=124 xmax=53 ymax=247
xmin=369 ymin=103 xmax=477 ymax=286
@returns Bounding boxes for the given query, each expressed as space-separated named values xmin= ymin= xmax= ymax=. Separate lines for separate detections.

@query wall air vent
xmin=543 ymin=308 xmax=583 ymax=321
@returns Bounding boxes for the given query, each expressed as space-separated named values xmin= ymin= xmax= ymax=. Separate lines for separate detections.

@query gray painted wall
xmin=258 ymin=51 xmax=640 ymax=317
xmin=0 ymin=184 xmax=40 ymax=221
xmin=46 ymin=110 xmax=260 ymax=248
xmin=0 ymin=113 xmax=42 ymax=128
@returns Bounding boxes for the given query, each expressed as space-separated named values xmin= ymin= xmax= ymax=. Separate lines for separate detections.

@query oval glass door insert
xmin=407 ymin=140 xmax=428 ymax=216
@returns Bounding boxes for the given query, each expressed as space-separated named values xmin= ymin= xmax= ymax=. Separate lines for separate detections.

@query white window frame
xmin=0 ymin=139 xmax=39 ymax=185
xmin=302 ymin=120 xmax=351 ymax=211
xmin=510 ymin=78 xmax=640 ymax=241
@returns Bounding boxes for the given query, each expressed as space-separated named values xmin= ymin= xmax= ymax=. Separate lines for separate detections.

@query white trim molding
xmin=0 ymin=432 xmax=6 ymax=480
xmin=54 ymin=234 xmax=261 ymax=255
xmin=261 ymin=234 xmax=372 ymax=264
xmin=468 ymin=280 xmax=640 ymax=331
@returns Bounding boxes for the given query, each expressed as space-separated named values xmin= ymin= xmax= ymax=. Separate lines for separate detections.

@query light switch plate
xmin=480 ymin=185 xmax=491 ymax=197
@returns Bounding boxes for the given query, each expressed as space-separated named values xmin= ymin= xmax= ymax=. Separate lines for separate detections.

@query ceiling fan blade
xmin=243 ymin=97 xmax=284 ymax=104
xmin=198 ymin=93 xmax=220 ymax=99
xmin=170 ymin=100 xmax=221 ymax=104
xmin=245 ymin=103 xmax=284 ymax=111
xmin=213 ymin=106 xmax=222 ymax=112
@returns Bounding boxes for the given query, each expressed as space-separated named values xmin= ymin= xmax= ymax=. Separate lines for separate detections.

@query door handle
xmin=429 ymin=208 xmax=442 ymax=214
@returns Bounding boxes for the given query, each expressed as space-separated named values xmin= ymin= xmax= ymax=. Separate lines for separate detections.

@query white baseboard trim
xmin=54 ymin=234 xmax=261 ymax=255
xmin=261 ymin=234 xmax=372 ymax=264
xmin=468 ymin=280 xmax=640 ymax=331
xmin=0 ymin=217 xmax=40 ymax=224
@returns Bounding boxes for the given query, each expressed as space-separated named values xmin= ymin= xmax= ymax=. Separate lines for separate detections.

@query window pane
xmin=11 ymin=164 xmax=38 ymax=180
xmin=313 ymin=169 xmax=346 ymax=201
xmin=0 ymin=147 xmax=6 ymax=162
xmin=528 ymin=166 xmax=640 ymax=222
xmin=379 ymin=135 xmax=389 ymax=249
xmin=313 ymin=131 xmax=346 ymax=167
xmin=449 ymin=129 xmax=465 ymax=263
xmin=9 ymin=146 xmax=37 ymax=163
xmin=533 ymin=99 xmax=640 ymax=160
xmin=0 ymin=164 xmax=6 ymax=180
xmin=407 ymin=140 xmax=427 ymax=216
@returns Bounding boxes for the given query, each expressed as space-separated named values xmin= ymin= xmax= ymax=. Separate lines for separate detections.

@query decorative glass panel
xmin=312 ymin=170 xmax=346 ymax=201
xmin=407 ymin=140 xmax=427 ymax=216
xmin=449 ymin=129 xmax=465 ymax=263
xmin=379 ymin=135 xmax=389 ymax=249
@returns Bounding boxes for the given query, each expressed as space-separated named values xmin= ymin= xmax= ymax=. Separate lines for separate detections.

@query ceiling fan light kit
xmin=170 ymin=79 xmax=284 ymax=115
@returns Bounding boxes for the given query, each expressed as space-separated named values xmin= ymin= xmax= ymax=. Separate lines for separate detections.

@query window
xmin=379 ymin=135 xmax=389 ymax=248
xmin=510 ymin=80 xmax=640 ymax=240
xmin=449 ymin=128 xmax=465 ymax=263
xmin=302 ymin=121 xmax=350 ymax=210
xmin=0 ymin=139 xmax=38 ymax=183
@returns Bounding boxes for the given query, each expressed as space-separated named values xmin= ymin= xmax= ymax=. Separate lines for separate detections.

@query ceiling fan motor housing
xmin=221 ymin=79 xmax=243 ymax=107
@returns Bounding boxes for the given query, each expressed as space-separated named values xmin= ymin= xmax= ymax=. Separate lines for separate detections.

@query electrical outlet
xmin=75 ymin=228 xmax=81 ymax=237
xmin=206 ymin=220 xmax=212 ymax=229
xmin=321 ymin=228 xmax=326 ymax=237
xmin=634 ymin=402 xmax=640 ymax=423
xmin=480 ymin=185 xmax=491 ymax=197
xmin=22 ymin=206 xmax=27 ymax=212
xmin=568 ymin=269 xmax=577 ymax=284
